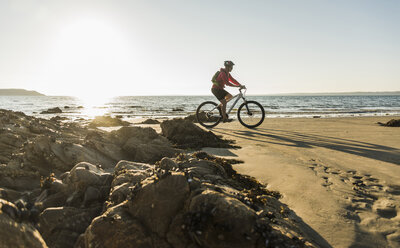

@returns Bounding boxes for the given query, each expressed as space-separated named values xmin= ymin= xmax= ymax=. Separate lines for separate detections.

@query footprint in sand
xmin=307 ymin=159 xmax=400 ymax=246
xmin=386 ymin=184 xmax=400 ymax=195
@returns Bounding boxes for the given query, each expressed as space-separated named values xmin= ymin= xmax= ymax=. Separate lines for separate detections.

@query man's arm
xmin=226 ymin=74 xmax=241 ymax=87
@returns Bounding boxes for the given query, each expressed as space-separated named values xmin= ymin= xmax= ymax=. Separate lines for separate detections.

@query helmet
xmin=224 ymin=60 xmax=235 ymax=67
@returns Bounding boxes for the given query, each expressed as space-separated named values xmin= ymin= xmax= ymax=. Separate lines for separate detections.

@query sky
xmin=0 ymin=0 xmax=399 ymax=97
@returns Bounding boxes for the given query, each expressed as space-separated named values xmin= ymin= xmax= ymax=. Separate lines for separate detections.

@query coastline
xmin=202 ymin=116 xmax=400 ymax=247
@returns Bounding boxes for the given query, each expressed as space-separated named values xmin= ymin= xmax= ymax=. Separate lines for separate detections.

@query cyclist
xmin=211 ymin=60 xmax=245 ymax=122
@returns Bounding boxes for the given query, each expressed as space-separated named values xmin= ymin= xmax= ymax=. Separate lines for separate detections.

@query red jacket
xmin=212 ymin=68 xmax=240 ymax=89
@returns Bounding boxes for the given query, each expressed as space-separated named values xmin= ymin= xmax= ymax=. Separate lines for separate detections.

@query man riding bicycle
xmin=211 ymin=60 xmax=245 ymax=122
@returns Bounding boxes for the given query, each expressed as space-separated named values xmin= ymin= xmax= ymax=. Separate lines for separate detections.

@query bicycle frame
xmin=211 ymin=88 xmax=247 ymax=115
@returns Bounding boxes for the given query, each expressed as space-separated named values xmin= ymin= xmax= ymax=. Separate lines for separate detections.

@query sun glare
xmin=78 ymin=95 xmax=112 ymax=118
xmin=46 ymin=16 xmax=134 ymax=98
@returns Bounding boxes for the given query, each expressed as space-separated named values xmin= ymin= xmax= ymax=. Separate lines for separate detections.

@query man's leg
xmin=220 ymin=93 xmax=232 ymax=121
xmin=220 ymin=99 xmax=228 ymax=120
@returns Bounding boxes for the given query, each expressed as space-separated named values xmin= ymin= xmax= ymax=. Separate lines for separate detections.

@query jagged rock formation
xmin=0 ymin=109 xmax=319 ymax=248
xmin=161 ymin=118 xmax=235 ymax=149
xmin=75 ymin=153 xmax=316 ymax=248
xmin=0 ymin=110 xmax=181 ymax=193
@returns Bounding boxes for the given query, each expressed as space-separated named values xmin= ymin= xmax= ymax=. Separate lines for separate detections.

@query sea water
xmin=0 ymin=95 xmax=399 ymax=120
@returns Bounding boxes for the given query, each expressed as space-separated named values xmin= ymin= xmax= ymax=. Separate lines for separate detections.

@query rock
xmin=183 ymin=113 xmax=198 ymax=122
xmin=40 ymin=107 xmax=62 ymax=114
xmin=157 ymin=157 xmax=177 ymax=170
xmin=0 ymin=165 xmax=40 ymax=191
xmin=114 ymin=160 xmax=153 ymax=175
xmin=111 ymin=127 xmax=180 ymax=163
xmin=184 ymin=112 xmax=219 ymax=123
xmin=50 ymin=116 xmax=69 ymax=122
xmin=34 ymin=162 xmax=113 ymax=247
xmin=80 ymin=204 xmax=153 ymax=248
xmin=0 ymin=110 xmax=319 ymax=247
xmin=172 ymin=107 xmax=184 ymax=112
xmin=38 ymin=206 xmax=101 ymax=248
xmin=79 ymin=154 xmax=318 ymax=248
xmin=0 ymin=187 xmax=24 ymax=202
xmin=88 ymin=116 xmax=130 ymax=128
xmin=64 ymin=162 xmax=112 ymax=193
xmin=185 ymin=189 xmax=259 ymax=248
xmin=83 ymin=186 xmax=102 ymax=205
xmin=378 ymin=119 xmax=400 ymax=127
xmin=109 ymin=160 xmax=154 ymax=207
xmin=161 ymin=118 xmax=235 ymax=149
xmin=139 ymin=118 xmax=161 ymax=124
xmin=127 ymin=172 xmax=190 ymax=237
xmin=0 ymin=199 xmax=47 ymax=248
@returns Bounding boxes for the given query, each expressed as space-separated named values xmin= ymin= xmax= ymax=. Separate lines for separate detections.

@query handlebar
xmin=239 ymin=85 xmax=247 ymax=95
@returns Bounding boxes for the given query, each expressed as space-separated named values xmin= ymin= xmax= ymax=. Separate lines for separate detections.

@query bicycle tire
xmin=237 ymin=100 xmax=265 ymax=128
xmin=196 ymin=101 xmax=222 ymax=128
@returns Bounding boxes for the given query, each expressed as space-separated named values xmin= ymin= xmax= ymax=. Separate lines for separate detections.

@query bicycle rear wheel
xmin=237 ymin=100 xmax=265 ymax=128
xmin=196 ymin=101 xmax=222 ymax=128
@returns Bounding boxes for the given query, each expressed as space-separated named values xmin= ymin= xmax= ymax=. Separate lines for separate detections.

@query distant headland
xmin=0 ymin=89 xmax=45 ymax=96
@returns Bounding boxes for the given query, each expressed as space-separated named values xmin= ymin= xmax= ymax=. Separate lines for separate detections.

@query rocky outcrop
xmin=0 ymin=109 xmax=321 ymax=247
xmin=34 ymin=162 xmax=112 ymax=248
xmin=78 ymin=152 xmax=316 ymax=248
xmin=161 ymin=118 xmax=235 ymax=149
xmin=88 ymin=116 xmax=130 ymax=128
xmin=0 ymin=110 xmax=180 ymax=192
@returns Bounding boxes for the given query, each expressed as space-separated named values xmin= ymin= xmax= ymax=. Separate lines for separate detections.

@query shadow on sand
xmin=212 ymin=127 xmax=400 ymax=165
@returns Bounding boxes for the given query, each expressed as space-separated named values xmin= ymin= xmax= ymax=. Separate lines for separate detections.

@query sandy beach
xmin=202 ymin=116 xmax=400 ymax=247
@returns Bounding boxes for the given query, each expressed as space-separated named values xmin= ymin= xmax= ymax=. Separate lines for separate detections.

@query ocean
xmin=0 ymin=95 xmax=399 ymax=121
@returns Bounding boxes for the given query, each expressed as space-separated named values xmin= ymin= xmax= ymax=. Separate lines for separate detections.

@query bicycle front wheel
xmin=237 ymin=100 xmax=265 ymax=128
xmin=196 ymin=101 xmax=222 ymax=128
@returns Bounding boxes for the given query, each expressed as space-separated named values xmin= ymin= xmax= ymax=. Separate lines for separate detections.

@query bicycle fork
xmin=242 ymin=99 xmax=253 ymax=116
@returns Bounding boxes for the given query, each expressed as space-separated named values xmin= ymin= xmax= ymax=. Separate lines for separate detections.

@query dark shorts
xmin=211 ymin=87 xmax=228 ymax=101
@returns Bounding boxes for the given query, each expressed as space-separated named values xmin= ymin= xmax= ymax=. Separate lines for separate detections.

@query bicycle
xmin=196 ymin=87 xmax=265 ymax=128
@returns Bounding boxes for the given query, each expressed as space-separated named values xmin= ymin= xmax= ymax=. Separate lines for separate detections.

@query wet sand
xmin=202 ymin=116 xmax=400 ymax=248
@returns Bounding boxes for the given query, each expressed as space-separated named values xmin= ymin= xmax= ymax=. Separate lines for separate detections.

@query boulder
xmin=161 ymin=118 xmax=235 ymax=149
xmin=109 ymin=160 xmax=153 ymax=207
xmin=38 ymin=206 xmax=101 ymax=248
xmin=378 ymin=119 xmax=400 ymax=127
xmin=0 ymin=199 xmax=47 ymax=248
xmin=139 ymin=118 xmax=160 ymax=124
xmin=127 ymin=172 xmax=190 ymax=237
xmin=40 ymin=107 xmax=62 ymax=114
xmin=172 ymin=107 xmax=184 ymax=112
xmin=79 ymin=204 xmax=153 ymax=248
xmin=110 ymin=127 xmax=180 ymax=163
